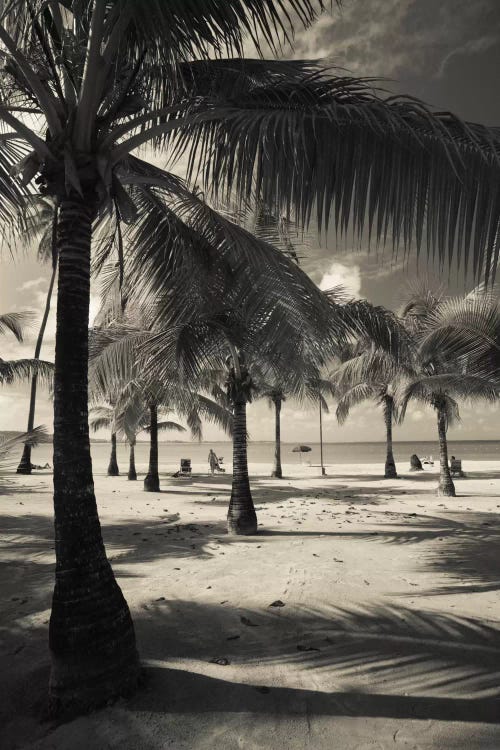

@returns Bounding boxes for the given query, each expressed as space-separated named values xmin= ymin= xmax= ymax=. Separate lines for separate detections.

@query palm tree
xmin=120 ymin=398 xmax=186 ymax=482
xmin=90 ymin=399 xmax=186 ymax=481
xmin=266 ymin=385 xmax=286 ymax=479
xmin=333 ymin=346 xmax=413 ymax=479
xmin=89 ymin=323 xmax=232 ymax=492
xmin=89 ymin=404 xmax=121 ymax=476
xmin=2 ymin=0 xmax=500 ymax=715
xmin=17 ymin=198 xmax=58 ymax=474
xmin=398 ymin=287 xmax=500 ymax=496
xmin=258 ymin=374 xmax=335 ymax=479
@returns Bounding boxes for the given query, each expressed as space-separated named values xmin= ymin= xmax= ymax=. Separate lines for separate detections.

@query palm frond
xmin=174 ymin=66 xmax=500 ymax=280
xmin=419 ymin=295 xmax=500 ymax=376
xmin=154 ymin=420 xmax=186 ymax=433
xmin=0 ymin=311 xmax=34 ymax=341
xmin=336 ymin=383 xmax=378 ymax=425
xmin=0 ymin=425 xmax=49 ymax=476
xmin=0 ymin=357 xmax=53 ymax=385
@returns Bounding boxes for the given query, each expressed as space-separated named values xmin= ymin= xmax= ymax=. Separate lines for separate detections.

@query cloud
xmin=19 ymin=277 xmax=47 ymax=292
xmin=437 ymin=33 xmax=500 ymax=77
xmin=318 ymin=260 xmax=361 ymax=297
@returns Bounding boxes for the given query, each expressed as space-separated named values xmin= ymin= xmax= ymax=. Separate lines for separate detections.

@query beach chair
xmin=450 ymin=458 xmax=465 ymax=477
xmin=214 ymin=456 xmax=225 ymax=473
xmin=180 ymin=458 xmax=192 ymax=476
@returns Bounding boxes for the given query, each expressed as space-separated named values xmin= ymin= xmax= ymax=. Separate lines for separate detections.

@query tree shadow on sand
xmin=128 ymin=598 xmax=500 ymax=724
xmin=326 ymin=509 xmax=500 ymax=596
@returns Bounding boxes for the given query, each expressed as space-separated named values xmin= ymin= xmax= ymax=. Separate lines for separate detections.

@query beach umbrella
xmin=292 ymin=445 xmax=311 ymax=463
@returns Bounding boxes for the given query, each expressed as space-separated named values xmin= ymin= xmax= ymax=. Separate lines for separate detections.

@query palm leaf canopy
xmin=0 ymin=356 xmax=53 ymax=386
xmin=418 ymin=294 xmax=500 ymax=379
xmin=0 ymin=425 xmax=49 ymax=475
xmin=89 ymin=319 xmax=233 ymax=441
xmin=396 ymin=372 xmax=499 ymax=426
xmin=89 ymin=404 xmax=115 ymax=433
xmin=0 ymin=1 xmax=499 ymax=282
xmin=336 ymin=382 xmax=380 ymax=425
xmin=0 ymin=311 xmax=34 ymax=341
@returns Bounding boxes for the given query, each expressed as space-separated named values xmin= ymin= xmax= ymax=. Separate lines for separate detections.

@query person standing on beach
xmin=208 ymin=449 xmax=218 ymax=476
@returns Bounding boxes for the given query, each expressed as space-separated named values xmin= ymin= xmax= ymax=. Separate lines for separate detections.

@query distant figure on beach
xmin=208 ymin=449 xmax=218 ymax=476
xmin=31 ymin=462 xmax=51 ymax=470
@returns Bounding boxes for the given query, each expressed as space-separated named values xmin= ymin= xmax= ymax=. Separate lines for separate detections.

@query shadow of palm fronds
xmin=137 ymin=599 xmax=500 ymax=700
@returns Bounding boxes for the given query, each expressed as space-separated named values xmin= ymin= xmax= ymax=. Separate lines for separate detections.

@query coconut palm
xmin=16 ymin=198 xmax=58 ymax=473
xmin=258 ymin=375 xmax=334 ymax=479
xmin=143 ymin=228 xmax=410 ymax=534
xmin=2 ymin=0 xmax=500 ymax=715
xmin=89 ymin=323 xmax=232 ymax=492
xmin=398 ymin=287 xmax=500 ymax=496
xmin=333 ymin=344 xmax=415 ymax=478
xmin=89 ymin=404 xmax=121 ymax=476
xmin=119 ymin=398 xmax=186 ymax=482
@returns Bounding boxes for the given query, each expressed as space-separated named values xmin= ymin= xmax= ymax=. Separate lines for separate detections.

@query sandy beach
xmin=2 ymin=461 xmax=500 ymax=749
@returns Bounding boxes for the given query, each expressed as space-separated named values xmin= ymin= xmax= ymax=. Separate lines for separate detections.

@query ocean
xmin=24 ymin=439 xmax=500 ymax=474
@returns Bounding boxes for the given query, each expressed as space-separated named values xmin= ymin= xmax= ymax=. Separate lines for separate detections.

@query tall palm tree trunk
xmin=227 ymin=398 xmax=257 ymax=535
xmin=436 ymin=403 xmax=456 ymax=496
xmin=49 ymin=199 xmax=139 ymax=715
xmin=128 ymin=441 xmax=137 ymax=481
xmin=107 ymin=432 xmax=119 ymax=476
xmin=383 ymin=395 xmax=397 ymax=478
xmin=271 ymin=396 xmax=282 ymax=478
xmin=144 ymin=403 xmax=160 ymax=491
xmin=17 ymin=243 xmax=58 ymax=474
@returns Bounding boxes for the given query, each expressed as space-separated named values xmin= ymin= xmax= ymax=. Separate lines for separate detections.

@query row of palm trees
xmin=333 ymin=284 xmax=500 ymax=497
xmin=2 ymin=0 xmax=500 ymax=719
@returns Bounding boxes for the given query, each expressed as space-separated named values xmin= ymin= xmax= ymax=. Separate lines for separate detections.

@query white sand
xmin=1 ymin=460 xmax=500 ymax=749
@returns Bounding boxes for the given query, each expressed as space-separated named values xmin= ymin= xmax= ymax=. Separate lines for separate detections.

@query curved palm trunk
xmin=271 ymin=396 xmax=282 ymax=478
xmin=227 ymin=398 xmax=257 ymax=535
xmin=383 ymin=395 xmax=397 ymax=478
xmin=107 ymin=432 xmax=119 ymax=476
xmin=436 ymin=404 xmax=456 ymax=496
xmin=17 ymin=255 xmax=57 ymax=474
xmin=49 ymin=199 xmax=139 ymax=715
xmin=144 ymin=403 xmax=160 ymax=491
xmin=128 ymin=441 xmax=137 ymax=481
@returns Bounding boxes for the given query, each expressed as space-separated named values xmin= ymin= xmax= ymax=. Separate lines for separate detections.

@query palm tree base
xmin=107 ymin=464 xmax=119 ymax=477
xmin=143 ymin=473 xmax=160 ymax=492
xmin=48 ymin=645 xmax=140 ymax=718
xmin=227 ymin=510 xmax=258 ymax=535
xmin=437 ymin=481 xmax=456 ymax=497
xmin=128 ymin=470 xmax=137 ymax=481
xmin=16 ymin=444 xmax=32 ymax=474
xmin=271 ymin=467 xmax=283 ymax=478
xmin=384 ymin=465 xmax=398 ymax=479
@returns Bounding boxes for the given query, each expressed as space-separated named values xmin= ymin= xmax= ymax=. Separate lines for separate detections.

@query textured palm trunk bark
xmin=128 ymin=442 xmax=137 ymax=481
xmin=227 ymin=398 xmax=257 ymax=535
xmin=383 ymin=396 xmax=397 ymax=478
xmin=144 ymin=404 xmax=160 ymax=491
xmin=271 ymin=396 xmax=282 ymax=478
xmin=17 ymin=258 xmax=57 ymax=474
xmin=49 ymin=198 xmax=139 ymax=716
xmin=436 ymin=404 xmax=456 ymax=496
xmin=107 ymin=432 xmax=119 ymax=476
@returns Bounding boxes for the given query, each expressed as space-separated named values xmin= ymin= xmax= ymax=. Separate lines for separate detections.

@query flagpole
xmin=319 ymin=396 xmax=326 ymax=476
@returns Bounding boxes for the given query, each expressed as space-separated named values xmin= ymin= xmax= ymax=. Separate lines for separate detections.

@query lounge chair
xmin=450 ymin=458 xmax=465 ymax=477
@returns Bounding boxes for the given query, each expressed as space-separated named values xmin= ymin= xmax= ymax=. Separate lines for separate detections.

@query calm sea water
xmin=25 ymin=440 xmax=500 ymax=474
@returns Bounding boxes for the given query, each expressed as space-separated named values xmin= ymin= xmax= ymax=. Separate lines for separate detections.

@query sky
xmin=1 ymin=0 xmax=500 ymax=445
